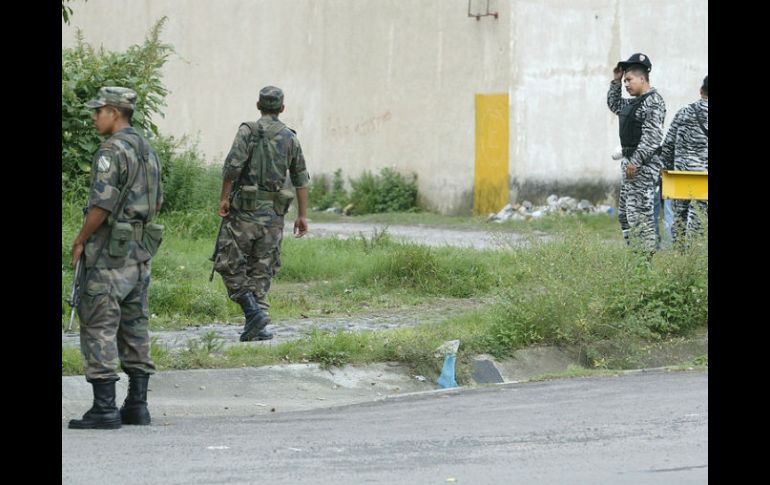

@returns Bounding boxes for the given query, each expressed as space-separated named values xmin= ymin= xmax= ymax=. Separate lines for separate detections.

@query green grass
xmin=71 ymin=320 xmax=485 ymax=379
xmin=62 ymin=346 xmax=84 ymax=375
xmin=63 ymin=304 xmax=707 ymax=383
xmin=62 ymin=198 xmax=707 ymax=377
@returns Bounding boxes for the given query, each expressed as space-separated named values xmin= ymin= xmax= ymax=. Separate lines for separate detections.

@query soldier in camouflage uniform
xmin=607 ymin=53 xmax=667 ymax=258
xmin=660 ymin=76 xmax=708 ymax=250
xmin=213 ymin=86 xmax=310 ymax=342
xmin=69 ymin=87 xmax=164 ymax=430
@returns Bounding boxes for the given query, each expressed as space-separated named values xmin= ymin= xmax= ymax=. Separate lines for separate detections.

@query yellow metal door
xmin=474 ymin=93 xmax=509 ymax=214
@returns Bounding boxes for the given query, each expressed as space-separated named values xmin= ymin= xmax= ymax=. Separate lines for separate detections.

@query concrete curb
xmin=63 ymin=335 xmax=707 ymax=420
xmin=62 ymin=362 xmax=438 ymax=421
xmin=61 ymin=348 xmax=585 ymax=420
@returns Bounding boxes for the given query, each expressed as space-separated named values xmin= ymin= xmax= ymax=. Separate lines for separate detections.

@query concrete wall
xmin=62 ymin=0 xmax=708 ymax=214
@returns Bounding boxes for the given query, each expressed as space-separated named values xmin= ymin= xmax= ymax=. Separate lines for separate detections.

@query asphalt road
xmin=62 ymin=369 xmax=707 ymax=484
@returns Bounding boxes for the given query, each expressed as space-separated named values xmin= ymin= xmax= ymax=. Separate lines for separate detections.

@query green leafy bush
xmin=309 ymin=169 xmax=348 ymax=210
xmin=62 ymin=18 xmax=173 ymax=191
xmin=349 ymin=168 xmax=418 ymax=214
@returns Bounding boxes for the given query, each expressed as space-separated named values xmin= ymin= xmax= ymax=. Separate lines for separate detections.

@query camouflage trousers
xmin=618 ymin=161 xmax=657 ymax=254
xmin=214 ymin=215 xmax=284 ymax=308
xmin=77 ymin=262 xmax=156 ymax=382
xmin=672 ymin=199 xmax=708 ymax=248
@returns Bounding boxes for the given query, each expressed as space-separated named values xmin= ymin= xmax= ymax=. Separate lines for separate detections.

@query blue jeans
xmin=653 ymin=185 xmax=674 ymax=248
xmin=662 ymin=198 xmax=673 ymax=246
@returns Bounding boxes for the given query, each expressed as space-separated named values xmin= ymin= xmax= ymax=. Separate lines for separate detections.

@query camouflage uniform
xmin=78 ymin=89 xmax=163 ymax=383
xmin=607 ymin=72 xmax=666 ymax=255
xmin=660 ymin=96 xmax=708 ymax=246
xmin=214 ymin=87 xmax=309 ymax=326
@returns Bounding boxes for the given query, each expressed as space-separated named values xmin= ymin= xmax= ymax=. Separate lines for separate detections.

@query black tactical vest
xmin=619 ymin=91 xmax=653 ymax=156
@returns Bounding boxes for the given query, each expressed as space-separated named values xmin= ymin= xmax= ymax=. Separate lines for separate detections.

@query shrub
xmin=62 ymin=17 xmax=173 ymax=191
xmin=309 ymin=169 xmax=348 ymax=210
xmin=349 ymin=167 xmax=418 ymax=214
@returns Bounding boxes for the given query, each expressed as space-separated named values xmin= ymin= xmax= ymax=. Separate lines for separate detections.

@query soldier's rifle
xmin=66 ymin=255 xmax=84 ymax=332
xmin=66 ymin=207 xmax=88 ymax=333
xmin=209 ymin=218 xmax=225 ymax=282
xmin=209 ymin=188 xmax=236 ymax=282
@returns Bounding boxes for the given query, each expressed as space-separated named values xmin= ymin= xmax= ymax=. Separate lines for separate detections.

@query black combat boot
xmin=68 ymin=380 xmax=122 ymax=430
xmin=236 ymin=292 xmax=273 ymax=341
xmin=120 ymin=372 xmax=151 ymax=425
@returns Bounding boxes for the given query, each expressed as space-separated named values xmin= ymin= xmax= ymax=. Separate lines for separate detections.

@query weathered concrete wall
xmin=62 ymin=0 xmax=707 ymax=214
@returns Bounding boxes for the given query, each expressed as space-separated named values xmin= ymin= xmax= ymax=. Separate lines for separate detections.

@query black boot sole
xmin=68 ymin=419 xmax=122 ymax=430
xmin=239 ymin=334 xmax=273 ymax=342
xmin=240 ymin=330 xmax=273 ymax=342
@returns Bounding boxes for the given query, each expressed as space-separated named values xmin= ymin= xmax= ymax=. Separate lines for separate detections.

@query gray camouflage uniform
xmin=659 ymin=97 xmax=708 ymax=245
xmin=607 ymin=81 xmax=666 ymax=254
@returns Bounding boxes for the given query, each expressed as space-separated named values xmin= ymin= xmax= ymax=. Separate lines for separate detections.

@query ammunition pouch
xmin=108 ymin=222 xmax=134 ymax=257
xmin=239 ymin=186 xmax=259 ymax=211
xmin=142 ymin=223 xmax=164 ymax=257
xmin=272 ymin=189 xmax=295 ymax=216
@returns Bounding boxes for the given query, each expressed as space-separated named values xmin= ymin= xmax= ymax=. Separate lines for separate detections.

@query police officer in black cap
xmin=607 ymin=53 xmax=667 ymax=257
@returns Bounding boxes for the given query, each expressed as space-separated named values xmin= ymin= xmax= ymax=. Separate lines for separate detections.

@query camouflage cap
xmin=84 ymin=86 xmax=137 ymax=110
xmin=258 ymin=86 xmax=284 ymax=110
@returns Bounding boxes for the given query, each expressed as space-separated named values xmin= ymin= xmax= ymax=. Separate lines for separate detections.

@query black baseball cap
xmin=618 ymin=53 xmax=652 ymax=72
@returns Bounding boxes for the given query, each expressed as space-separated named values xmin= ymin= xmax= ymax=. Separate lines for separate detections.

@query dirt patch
xmin=62 ymin=298 xmax=490 ymax=352
xmin=297 ymin=222 xmax=550 ymax=250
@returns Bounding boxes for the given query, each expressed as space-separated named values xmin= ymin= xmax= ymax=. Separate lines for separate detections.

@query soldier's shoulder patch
xmin=97 ymin=154 xmax=112 ymax=172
